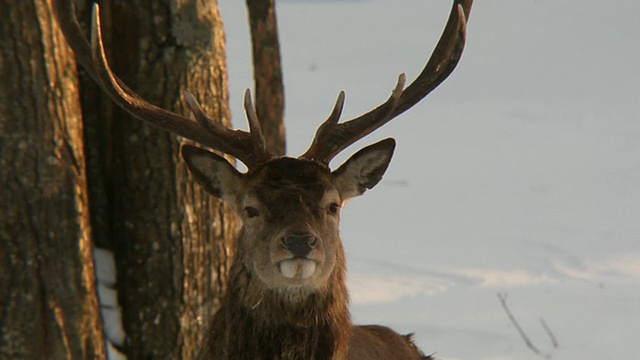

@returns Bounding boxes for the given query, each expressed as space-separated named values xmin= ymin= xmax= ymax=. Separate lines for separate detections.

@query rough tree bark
xmin=80 ymin=0 xmax=236 ymax=358
xmin=246 ymin=0 xmax=285 ymax=155
xmin=0 ymin=0 xmax=105 ymax=359
xmin=1 ymin=0 xmax=283 ymax=358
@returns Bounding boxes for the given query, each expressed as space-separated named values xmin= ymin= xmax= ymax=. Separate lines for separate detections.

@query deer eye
xmin=328 ymin=203 xmax=340 ymax=215
xmin=243 ymin=206 xmax=259 ymax=218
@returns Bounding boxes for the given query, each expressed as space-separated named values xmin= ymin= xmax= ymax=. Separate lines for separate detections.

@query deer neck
xmin=211 ymin=250 xmax=351 ymax=359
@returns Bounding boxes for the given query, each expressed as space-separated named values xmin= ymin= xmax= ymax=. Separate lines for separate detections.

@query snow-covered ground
xmin=219 ymin=1 xmax=640 ymax=359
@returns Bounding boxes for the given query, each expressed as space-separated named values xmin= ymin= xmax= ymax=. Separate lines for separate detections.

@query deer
xmin=53 ymin=0 xmax=471 ymax=358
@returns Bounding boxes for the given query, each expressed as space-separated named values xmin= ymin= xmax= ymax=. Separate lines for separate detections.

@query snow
xmin=218 ymin=0 xmax=640 ymax=359
xmin=94 ymin=248 xmax=126 ymax=357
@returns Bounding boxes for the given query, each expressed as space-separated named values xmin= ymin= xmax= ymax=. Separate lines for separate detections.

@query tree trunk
xmin=0 ymin=0 xmax=105 ymax=359
xmin=2 ymin=0 xmax=275 ymax=357
xmin=79 ymin=0 xmax=236 ymax=358
xmin=246 ymin=0 xmax=285 ymax=155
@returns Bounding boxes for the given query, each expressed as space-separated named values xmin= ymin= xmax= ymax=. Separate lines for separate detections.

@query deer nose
xmin=281 ymin=234 xmax=317 ymax=258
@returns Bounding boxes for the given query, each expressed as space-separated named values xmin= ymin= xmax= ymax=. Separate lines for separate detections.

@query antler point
xmin=183 ymin=90 xmax=202 ymax=113
xmin=393 ymin=73 xmax=406 ymax=97
xmin=242 ymin=88 xmax=266 ymax=151
xmin=457 ymin=5 xmax=468 ymax=40
xmin=90 ymin=5 xmax=101 ymax=45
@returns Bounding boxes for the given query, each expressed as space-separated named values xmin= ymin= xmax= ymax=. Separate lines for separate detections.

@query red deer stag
xmin=54 ymin=1 xmax=471 ymax=358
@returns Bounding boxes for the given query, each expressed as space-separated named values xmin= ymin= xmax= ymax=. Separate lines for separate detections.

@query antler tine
xmin=301 ymin=0 xmax=472 ymax=164
xmin=302 ymin=75 xmax=405 ymax=164
xmin=182 ymin=90 xmax=273 ymax=167
xmin=53 ymin=1 xmax=272 ymax=169
xmin=301 ymin=91 xmax=345 ymax=162
xmin=327 ymin=91 xmax=346 ymax=126
xmin=243 ymin=90 xmax=267 ymax=152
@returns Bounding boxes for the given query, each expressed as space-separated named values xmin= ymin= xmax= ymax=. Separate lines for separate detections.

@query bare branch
xmin=540 ymin=318 xmax=559 ymax=349
xmin=497 ymin=293 xmax=541 ymax=356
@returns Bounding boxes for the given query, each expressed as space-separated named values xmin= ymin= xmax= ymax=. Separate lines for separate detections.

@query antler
xmin=52 ymin=1 xmax=273 ymax=168
xmin=301 ymin=0 xmax=472 ymax=164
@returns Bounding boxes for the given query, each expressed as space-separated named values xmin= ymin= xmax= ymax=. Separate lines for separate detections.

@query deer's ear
xmin=332 ymin=138 xmax=395 ymax=200
xmin=181 ymin=145 xmax=243 ymax=202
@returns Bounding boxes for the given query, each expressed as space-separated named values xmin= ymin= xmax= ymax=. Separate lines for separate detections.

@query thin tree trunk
xmin=246 ymin=0 xmax=285 ymax=155
xmin=78 ymin=0 xmax=236 ymax=358
xmin=0 ymin=0 xmax=105 ymax=359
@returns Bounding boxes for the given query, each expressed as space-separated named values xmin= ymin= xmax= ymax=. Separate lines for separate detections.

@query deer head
xmin=182 ymin=138 xmax=394 ymax=296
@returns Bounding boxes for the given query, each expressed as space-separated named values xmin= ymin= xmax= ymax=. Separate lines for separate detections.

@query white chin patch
xmin=279 ymin=259 xmax=317 ymax=279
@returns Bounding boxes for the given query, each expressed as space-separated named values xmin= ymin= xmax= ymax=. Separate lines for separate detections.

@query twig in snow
xmin=497 ymin=293 xmax=541 ymax=355
xmin=540 ymin=318 xmax=559 ymax=349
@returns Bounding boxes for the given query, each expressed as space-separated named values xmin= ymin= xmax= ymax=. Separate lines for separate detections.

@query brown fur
xmin=196 ymin=236 xmax=351 ymax=359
